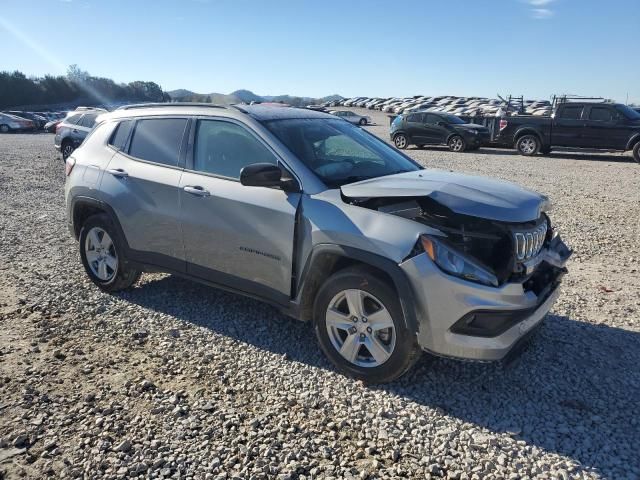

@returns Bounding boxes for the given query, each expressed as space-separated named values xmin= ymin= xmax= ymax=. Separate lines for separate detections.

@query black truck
xmin=492 ymin=100 xmax=640 ymax=162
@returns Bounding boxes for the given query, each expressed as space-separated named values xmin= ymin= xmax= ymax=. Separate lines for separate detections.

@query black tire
xmin=79 ymin=214 xmax=141 ymax=293
xmin=633 ymin=142 xmax=640 ymax=163
xmin=313 ymin=267 xmax=422 ymax=384
xmin=359 ymin=118 xmax=367 ymax=126
xmin=393 ymin=133 xmax=408 ymax=149
xmin=516 ymin=134 xmax=541 ymax=156
xmin=61 ymin=140 xmax=75 ymax=160
xmin=447 ymin=135 xmax=466 ymax=152
xmin=0 ymin=124 xmax=9 ymax=133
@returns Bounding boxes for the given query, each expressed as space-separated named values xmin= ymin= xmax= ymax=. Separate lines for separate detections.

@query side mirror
xmin=240 ymin=163 xmax=300 ymax=192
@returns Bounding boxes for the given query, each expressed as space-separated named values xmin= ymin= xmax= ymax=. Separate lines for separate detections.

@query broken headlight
xmin=421 ymin=235 xmax=499 ymax=287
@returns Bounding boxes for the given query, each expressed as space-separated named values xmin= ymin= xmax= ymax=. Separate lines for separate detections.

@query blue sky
xmin=1 ymin=0 xmax=638 ymax=103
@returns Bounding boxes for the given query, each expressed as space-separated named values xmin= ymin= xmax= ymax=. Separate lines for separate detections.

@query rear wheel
xmin=516 ymin=134 xmax=541 ymax=156
xmin=313 ymin=267 xmax=421 ymax=383
xmin=0 ymin=124 xmax=9 ymax=133
xmin=394 ymin=133 xmax=408 ymax=149
xmin=448 ymin=135 xmax=466 ymax=152
xmin=79 ymin=214 xmax=141 ymax=292
xmin=633 ymin=142 xmax=640 ymax=163
xmin=359 ymin=118 xmax=367 ymax=126
xmin=62 ymin=141 xmax=75 ymax=160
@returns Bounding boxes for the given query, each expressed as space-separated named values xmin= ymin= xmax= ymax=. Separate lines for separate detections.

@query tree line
xmin=0 ymin=65 xmax=171 ymax=109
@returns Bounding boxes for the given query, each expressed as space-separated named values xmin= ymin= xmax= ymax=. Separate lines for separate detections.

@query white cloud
xmin=527 ymin=0 xmax=554 ymax=5
xmin=531 ymin=7 xmax=554 ymax=18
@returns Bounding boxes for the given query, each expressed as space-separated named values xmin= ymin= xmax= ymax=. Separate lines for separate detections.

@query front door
xmin=179 ymin=118 xmax=300 ymax=303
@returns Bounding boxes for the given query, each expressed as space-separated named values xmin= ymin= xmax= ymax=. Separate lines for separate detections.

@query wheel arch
xmin=71 ymin=196 xmax=129 ymax=250
xmin=293 ymin=244 xmax=418 ymax=333
xmin=625 ymin=133 xmax=640 ymax=151
xmin=514 ymin=128 xmax=544 ymax=146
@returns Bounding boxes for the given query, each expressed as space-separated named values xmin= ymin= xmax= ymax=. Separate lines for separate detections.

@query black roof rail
xmin=116 ymin=102 xmax=228 ymax=111
xmin=553 ymin=95 xmax=613 ymax=106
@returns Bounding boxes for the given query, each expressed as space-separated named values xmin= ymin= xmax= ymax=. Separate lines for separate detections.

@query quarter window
xmin=65 ymin=114 xmax=82 ymax=125
xmin=79 ymin=113 xmax=98 ymax=129
xmin=128 ymin=118 xmax=187 ymax=167
xmin=194 ymin=120 xmax=277 ymax=179
xmin=108 ymin=120 xmax=133 ymax=151
xmin=589 ymin=107 xmax=614 ymax=122
xmin=558 ymin=105 xmax=583 ymax=120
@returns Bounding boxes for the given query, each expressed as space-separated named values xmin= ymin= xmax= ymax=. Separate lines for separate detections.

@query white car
xmin=329 ymin=110 xmax=371 ymax=125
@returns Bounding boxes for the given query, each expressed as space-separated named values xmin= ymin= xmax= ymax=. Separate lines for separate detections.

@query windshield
xmin=263 ymin=118 xmax=421 ymax=187
xmin=616 ymin=104 xmax=640 ymax=120
xmin=440 ymin=113 xmax=466 ymax=124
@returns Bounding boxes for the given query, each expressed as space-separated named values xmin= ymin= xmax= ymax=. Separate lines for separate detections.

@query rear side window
xmin=558 ymin=105 xmax=583 ymax=120
xmin=128 ymin=118 xmax=188 ymax=167
xmin=589 ymin=107 xmax=614 ymax=122
xmin=406 ymin=113 xmax=421 ymax=123
xmin=108 ymin=120 xmax=133 ymax=151
xmin=79 ymin=113 xmax=98 ymax=129
xmin=425 ymin=114 xmax=440 ymax=124
xmin=65 ymin=114 xmax=82 ymax=125
xmin=194 ymin=120 xmax=277 ymax=179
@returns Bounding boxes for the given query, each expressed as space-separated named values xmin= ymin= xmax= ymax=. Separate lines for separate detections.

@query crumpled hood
xmin=341 ymin=169 xmax=549 ymax=223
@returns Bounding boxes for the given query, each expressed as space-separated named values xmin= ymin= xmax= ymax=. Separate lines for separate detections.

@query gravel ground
xmin=1 ymin=114 xmax=639 ymax=480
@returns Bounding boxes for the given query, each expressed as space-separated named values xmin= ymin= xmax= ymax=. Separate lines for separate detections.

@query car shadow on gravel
xmin=121 ymin=275 xmax=640 ymax=477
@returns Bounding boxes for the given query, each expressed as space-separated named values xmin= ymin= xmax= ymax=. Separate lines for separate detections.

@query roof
xmin=235 ymin=104 xmax=335 ymax=121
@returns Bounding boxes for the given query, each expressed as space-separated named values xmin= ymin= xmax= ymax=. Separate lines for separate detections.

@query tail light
xmin=499 ymin=119 xmax=508 ymax=131
xmin=65 ymin=157 xmax=76 ymax=176
xmin=55 ymin=123 xmax=63 ymax=133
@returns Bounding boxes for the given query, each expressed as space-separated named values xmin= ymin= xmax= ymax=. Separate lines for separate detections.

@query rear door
xmin=552 ymin=104 xmax=587 ymax=147
xmin=404 ymin=113 xmax=428 ymax=144
xmin=179 ymin=117 xmax=300 ymax=303
xmin=101 ymin=117 xmax=188 ymax=271
xmin=583 ymin=105 xmax=627 ymax=149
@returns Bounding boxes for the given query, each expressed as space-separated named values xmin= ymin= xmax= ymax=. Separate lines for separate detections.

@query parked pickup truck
xmin=494 ymin=102 xmax=640 ymax=162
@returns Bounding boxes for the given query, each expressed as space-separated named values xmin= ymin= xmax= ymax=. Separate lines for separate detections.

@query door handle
xmin=72 ymin=129 xmax=79 ymax=133
xmin=107 ymin=168 xmax=128 ymax=178
xmin=183 ymin=185 xmax=210 ymax=197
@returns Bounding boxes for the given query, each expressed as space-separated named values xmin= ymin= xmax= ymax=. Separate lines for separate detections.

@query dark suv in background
xmin=390 ymin=112 xmax=490 ymax=152
xmin=55 ymin=108 xmax=106 ymax=159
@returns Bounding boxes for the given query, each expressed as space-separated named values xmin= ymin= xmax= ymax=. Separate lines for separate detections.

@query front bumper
xmin=400 ymin=238 xmax=570 ymax=361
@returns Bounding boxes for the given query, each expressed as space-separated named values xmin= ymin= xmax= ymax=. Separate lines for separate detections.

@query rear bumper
xmin=399 ymin=238 xmax=570 ymax=362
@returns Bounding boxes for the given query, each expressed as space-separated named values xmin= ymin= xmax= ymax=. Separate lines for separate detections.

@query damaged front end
xmin=348 ymin=195 xmax=572 ymax=289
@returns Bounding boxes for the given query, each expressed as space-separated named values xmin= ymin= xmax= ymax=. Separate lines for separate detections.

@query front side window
xmin=589 ymin=107 xmax=614 ymax=122
xmin=194 ymin=120 xmax=277 ymax=179
xmin=128 ymin=118 xmax=187 ymax=167
xmin=425 ymin=114 xmax=440 ymax=124
xmin=263 ymin=118 xmax=420 ymax=187
xmin=558 ymin=105 xmax=583 ymax=120
xmin=406 ymin=113 xmax=421 ymax=123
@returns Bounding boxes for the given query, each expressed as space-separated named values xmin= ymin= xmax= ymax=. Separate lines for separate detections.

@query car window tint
xmin=194 ymin=120 xmax=277 ymax=179
xmin=66 ymin=114 xmax=82 ymax=125
xmin=425 ymin=114 xmax=440 ymax=124
xmin=406 ymin=113 xmax=420 ymax=122
xmin=108 ymin=120 xmax=134 ymax=150
xmin=589 ymin=107 xmax=614 ymax=122
xmin=558 ymin=105 xmax=583 ymax=120
xmin=129 ymin=118 xmax=187 ymax=167
xmin=79 ymin=113 xmax=98 ymax=128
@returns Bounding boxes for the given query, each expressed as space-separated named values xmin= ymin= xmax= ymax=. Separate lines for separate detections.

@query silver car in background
xmin=65 ymin=103 xmax=571 ymax=384
xmin=329 ymin=110 xmax=372 ymax=125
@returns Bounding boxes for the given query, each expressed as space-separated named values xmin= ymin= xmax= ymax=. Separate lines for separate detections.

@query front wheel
xmin=62 ymin=141 xmax=75 ymax=160
xmin=359 ymin=118 xmax=367 ymax=126
xmin=0 ymin=124 xmax=9 ymax=133
xmin=516 ymin=134 xmax=541 ymax=156
xmin=313 ymin=267 xmax=421 ymax=383
xmin=79 ymin=214 xmax=141 ymax=292
xmin=633 ymin=142 xmax=640 ymax=163
xmin=394 ymin=133 xmax=408 ymax=149
xmin=448 ymin=135 xmax=466 ymax=152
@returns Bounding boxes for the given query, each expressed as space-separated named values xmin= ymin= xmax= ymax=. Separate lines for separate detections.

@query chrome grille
xmin=514 ymin=221 xmax=547 ymax=261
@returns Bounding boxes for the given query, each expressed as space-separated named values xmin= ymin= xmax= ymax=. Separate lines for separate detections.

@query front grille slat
xmin=513 ymin=220 xmax=547 ymax=262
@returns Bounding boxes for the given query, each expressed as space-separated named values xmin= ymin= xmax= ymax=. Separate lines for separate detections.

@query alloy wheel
xmin=394 ymin=135 xmax=407 ymax=149
xmin=449 ymin=136 xmax=464 ymax=152
xmin=85 ymin=227 xmax=118 ymax=281
xmin=519 ymin=137 xmax=537 ymax=155
xmin=325 ymin=289 xmax=396 ymax=368
xmin=62 ymin=144 xmax=74 ymax=159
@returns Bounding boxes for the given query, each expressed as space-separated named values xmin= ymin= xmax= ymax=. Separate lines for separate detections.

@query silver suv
xmin=65 ymin=103 xmax=571 ymax=383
